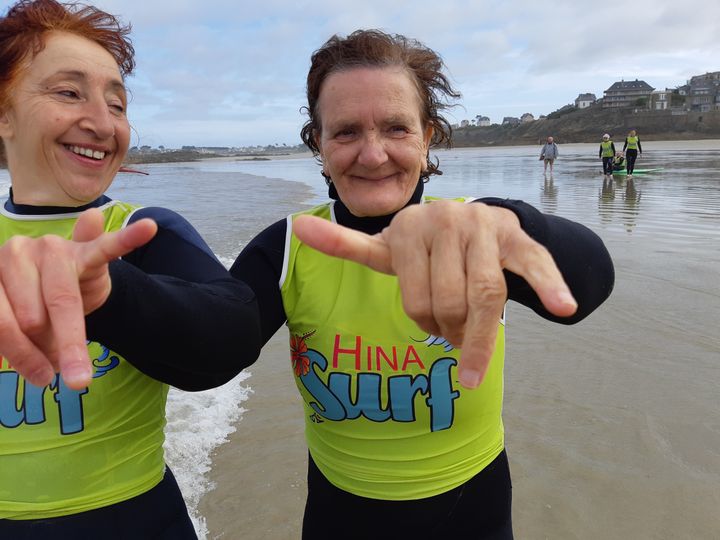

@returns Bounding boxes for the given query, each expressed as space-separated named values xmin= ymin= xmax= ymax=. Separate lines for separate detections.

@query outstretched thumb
xmin=72 ymin=208 xmax=106 ymax=243
xmin=77 ymin=218 xmax=158 ymax=272
xmin=293 ymin=215 xmax=393 ymax=274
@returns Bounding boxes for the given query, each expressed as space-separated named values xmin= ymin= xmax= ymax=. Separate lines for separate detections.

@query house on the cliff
xmin=475 ymin=115 xmax=491 ymax=126
xmin=502 ymin=116 xmax=520 ymax=126
xmin=603 ymin=79 xmax=654 ymax=108
xmin=651 ymin=89 xmax=671 ymax=110
xmin=575 ymin=93 xmax=596 ymax=108
xmin=520 ymin=113 xmax=534 ymax=123
xmin=687 ymin=72 xmax=720 ymax=112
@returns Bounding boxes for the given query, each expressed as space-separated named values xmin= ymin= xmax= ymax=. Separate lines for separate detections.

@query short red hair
xmin=0 ymin=0 xmax=134 ymax=112
xmin=0 ymin=0 xmax=134 ymax=163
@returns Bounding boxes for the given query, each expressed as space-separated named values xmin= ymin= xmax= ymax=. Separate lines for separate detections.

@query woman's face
xmin=315 ymin=67 xmax=432 ymax=217
xmin=0 ymin=31 xmax=130 ymax=206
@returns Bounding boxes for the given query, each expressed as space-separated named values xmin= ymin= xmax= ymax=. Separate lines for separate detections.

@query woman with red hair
xmin=0 ymin=1 xmax=261 ymax=537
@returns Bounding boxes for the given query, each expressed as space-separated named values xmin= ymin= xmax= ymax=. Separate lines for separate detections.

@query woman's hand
xmin=0 ymin=208 xmax=157 ymax=389
xmin=293 ymin=201 xmax=577 ymax=389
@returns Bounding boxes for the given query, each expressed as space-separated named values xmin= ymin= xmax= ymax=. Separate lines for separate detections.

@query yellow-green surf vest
xmin=626 ymin=136 xmax=639 ymax=150
xmin=601 ymin=140 xmax=614 ymax=157
xmin=0 ymin=200 xmax=169 ymax=519
xmin=281 ymin=198 xmax=506 ymax=500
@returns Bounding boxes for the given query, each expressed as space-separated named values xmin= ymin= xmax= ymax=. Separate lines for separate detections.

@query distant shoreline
xmin=122 ymin=149 xmax=314 ymax=166
xmin=117 ymin=136 xmax=720 ymax=168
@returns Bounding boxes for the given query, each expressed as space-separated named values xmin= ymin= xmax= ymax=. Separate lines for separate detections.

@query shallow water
xmin=1 ymin=140 xmax=718 ymax=538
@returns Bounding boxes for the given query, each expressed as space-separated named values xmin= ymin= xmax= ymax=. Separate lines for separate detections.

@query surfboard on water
xmin=612 ymin=168 xmax=664 ymax=175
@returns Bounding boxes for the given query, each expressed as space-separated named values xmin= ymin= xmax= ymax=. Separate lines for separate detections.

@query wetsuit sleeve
xmin=478 ymin=198 xmax=615 ymax=324
xmin=230 ymin=219 xmax=288 ymax=346
xmin=638 ymin=139 xmax=642 ymax=153
xmin=623 ymin=138 xmax=628 ymax=152
xmin=85 ymin=207 xmax=262 ymax=391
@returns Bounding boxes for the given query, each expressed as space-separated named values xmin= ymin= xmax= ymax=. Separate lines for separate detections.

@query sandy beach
xmin=194 ymin=143 xmax=720 ymax=539
xmin=198 ymin=332 xmax=307 ymax=540
xmin=200 ymin=293 xmax=719 ymax=540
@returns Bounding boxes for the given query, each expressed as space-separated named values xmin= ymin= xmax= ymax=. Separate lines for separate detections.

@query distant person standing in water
xmin=539 ymin=136 xmax=559 ymax=173
xmin=599 ymin=133 xmax=616 ymax=176
xmin=623 ymin=129 xmax=642 ymax=177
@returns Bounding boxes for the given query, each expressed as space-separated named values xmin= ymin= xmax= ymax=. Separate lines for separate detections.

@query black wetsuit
xmin=600 ymin=142 xmax=617 ymax=175
xmin=623 ymin=138 xmax=643 ymax=175
xmin=230 ymin=180 xmax=615 ymax=539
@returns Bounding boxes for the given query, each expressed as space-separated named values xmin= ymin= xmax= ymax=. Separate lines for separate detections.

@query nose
xmin=356 ymin=131 xmax=388 ymax=169
xmin=78 ymin=96 xmax=116 ymax=140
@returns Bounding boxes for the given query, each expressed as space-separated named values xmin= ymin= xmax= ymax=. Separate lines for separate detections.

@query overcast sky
xmin=4 ymin=0 xmax=719 ymax=148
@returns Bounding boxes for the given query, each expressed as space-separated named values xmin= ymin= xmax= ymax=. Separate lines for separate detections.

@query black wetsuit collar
xmin=330 ymin=179 xmax=425 ymax=235
xmin=4 ymin=188 xmax=112 ymax=215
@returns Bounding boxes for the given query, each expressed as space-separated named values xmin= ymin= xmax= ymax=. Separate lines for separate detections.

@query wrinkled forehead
xmin=317 ymin=65 xmax=425 ymax=121
xmin=34 ymin=31 xmax=122 ymax=78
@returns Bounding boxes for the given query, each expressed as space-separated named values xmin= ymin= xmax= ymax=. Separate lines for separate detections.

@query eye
xmin=109 ymin=103 xmax=125 ymax=115
xmin=57 ymin=89 xmax=80 ymax=99
xmin=389 ymin=125 xmax=410 ymax=136
xmin=334 ymin=128 xmax=356 ymax=140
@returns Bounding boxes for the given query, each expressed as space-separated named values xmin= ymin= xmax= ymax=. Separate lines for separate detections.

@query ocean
xmin=1 ymin=140 xmax=719 ymax=538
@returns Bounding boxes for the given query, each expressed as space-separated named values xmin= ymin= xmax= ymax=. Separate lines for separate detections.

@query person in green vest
xmin=599 ymin=133 xmax=616 ymax=176
xmin=0 ymin=1 xmax=261 ymax=537
xmin=233 ymin=29 xmax=615 ymax=539
xmin=613 ymin=151 xmax=626 ymax=172
xmin=623 ymin=129 xmax=643 ymax=177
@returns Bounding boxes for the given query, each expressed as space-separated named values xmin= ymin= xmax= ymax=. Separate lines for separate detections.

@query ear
xmin=0 ymin=109 xmax=12 ymax=139
xmin=423 ymin=124 xmax=434 ymax=150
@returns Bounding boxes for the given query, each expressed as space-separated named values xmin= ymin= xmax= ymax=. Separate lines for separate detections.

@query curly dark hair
xmin=300 ymin=29 xmax=461 ymax=180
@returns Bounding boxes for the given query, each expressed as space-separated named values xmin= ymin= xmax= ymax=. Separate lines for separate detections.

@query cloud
xmin=2 ymin=0 xmax=719 ymax=146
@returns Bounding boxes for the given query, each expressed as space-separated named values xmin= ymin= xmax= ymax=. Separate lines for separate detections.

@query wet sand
xmin=198 ymin=333 xmax=306 ymax=540
xmin=197 ymin=144 xmax=720 ymax=539
xmin=199 ymin=274 xmax=720 ymax=540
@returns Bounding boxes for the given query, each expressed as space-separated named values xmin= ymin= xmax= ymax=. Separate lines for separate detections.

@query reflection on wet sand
xmin=620 ymin=177 xmax=641 ymax=232
xmin=596 ymin=174 xmax=641 ymax=231
xmin=540 ymin=173 xmax=558 ymax=213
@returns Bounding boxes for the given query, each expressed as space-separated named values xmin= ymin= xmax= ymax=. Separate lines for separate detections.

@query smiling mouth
xmin=65 ymin=144 xmax=107 ymax=161
xmin=353 ymin=173 xmax=397 ymax=181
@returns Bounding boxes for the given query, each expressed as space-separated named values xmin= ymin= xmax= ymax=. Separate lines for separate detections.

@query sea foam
xmin=164 ymin=372 xmax=252 ymax=539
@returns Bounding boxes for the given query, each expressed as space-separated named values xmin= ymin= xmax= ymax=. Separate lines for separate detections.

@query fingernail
xmin=61 ymin=349 xmax=92 ymax=389
xmin=559 ymin=289 xmax=577 ymax=308
xmin=62 ymin=365 xmax=91 ymax=389
xmin=459 ymin=369 xmax=482 ymax=389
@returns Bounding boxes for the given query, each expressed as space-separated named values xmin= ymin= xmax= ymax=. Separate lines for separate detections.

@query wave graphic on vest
xmin=291 ymin=331 xmax=460 ymax=432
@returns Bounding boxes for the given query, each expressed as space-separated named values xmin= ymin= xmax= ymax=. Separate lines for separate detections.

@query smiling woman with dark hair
xmin=233 ymin=29 xmax=614 ymax=539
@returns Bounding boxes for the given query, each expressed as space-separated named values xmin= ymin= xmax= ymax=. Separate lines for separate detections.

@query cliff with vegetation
xmin=452 ymin=105 xmax=720 ymax=147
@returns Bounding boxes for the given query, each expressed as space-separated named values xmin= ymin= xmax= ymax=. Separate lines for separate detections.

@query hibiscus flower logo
xmin=290 ymin=330 xmax=316 ymax=377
